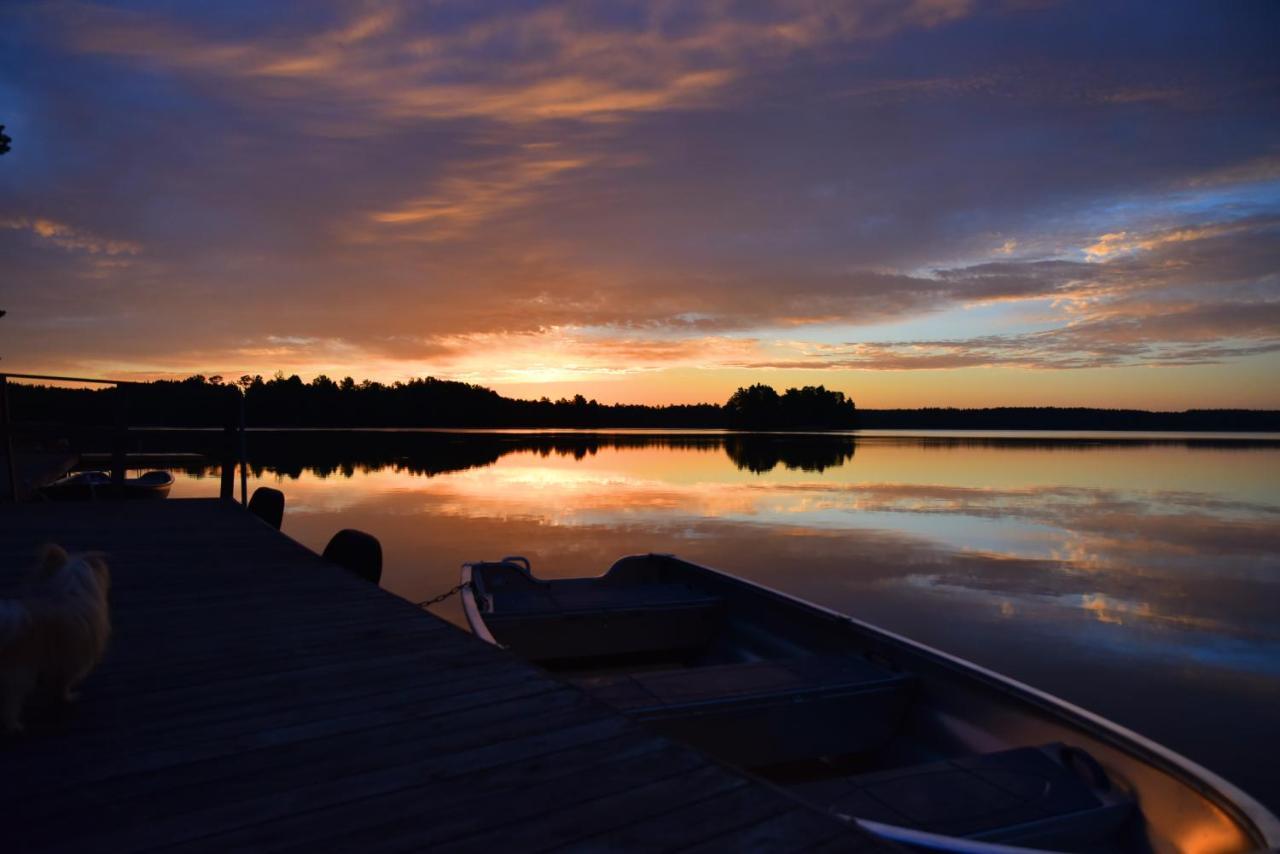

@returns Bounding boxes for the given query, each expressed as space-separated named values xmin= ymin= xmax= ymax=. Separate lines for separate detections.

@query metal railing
xmin=0 ymin=372 xmax=247 ymax=503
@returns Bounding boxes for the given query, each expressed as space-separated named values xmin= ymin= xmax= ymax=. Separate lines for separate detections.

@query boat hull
xmin=41 ymin=470 xmax=174 ymax=501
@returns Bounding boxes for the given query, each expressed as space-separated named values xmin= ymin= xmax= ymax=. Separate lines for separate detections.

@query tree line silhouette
xmin=7 ymin=373 xmax=1277 ymax=431
xmin=8 ymin=374 xmax=858 ymax=429
xmin=853 ymin=407 xmax=1279 ymax=432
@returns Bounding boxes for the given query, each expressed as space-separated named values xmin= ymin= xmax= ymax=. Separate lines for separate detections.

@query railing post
xmin=110 ymin=384 xmax=129 ymax=497
xmin=0 ymin=376 xmax=17 ymax=502
xmin=238 ymin=389 xmax=248 ymax=505
xmin=219 ymin=386 xmax=240 ymax=501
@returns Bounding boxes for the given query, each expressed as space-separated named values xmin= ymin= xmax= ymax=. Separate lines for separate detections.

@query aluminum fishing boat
xmin=461 ymin=553 xmax=1279 ymax=853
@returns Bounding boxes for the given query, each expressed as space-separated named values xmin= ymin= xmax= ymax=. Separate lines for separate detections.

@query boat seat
xmin=480 ymin=580 xmax=723 ymax=663
xmin=490 ymin=580 xmax=720 ymax=616
xmin=573 ymin=656 xmax=913 ymax=766
xmin=798 ymin=743 xmax=1133 ymax=848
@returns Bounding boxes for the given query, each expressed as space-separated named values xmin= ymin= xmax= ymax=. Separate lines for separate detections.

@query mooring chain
xmin=416 ymin=581 xmax=470 ymax=609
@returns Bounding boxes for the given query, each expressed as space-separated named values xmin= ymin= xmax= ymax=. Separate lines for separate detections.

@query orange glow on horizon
xmin=15 ymin=355 xmax=1280 ymax=410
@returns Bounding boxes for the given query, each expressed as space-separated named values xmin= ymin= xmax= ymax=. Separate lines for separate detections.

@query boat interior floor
xmin=570 ymin=654 xmax=909 ymax=713
xmin=565 ymin=655 xmax=1135 ymax=851
xmin=566 ymin=654 xmax=913 ymax=766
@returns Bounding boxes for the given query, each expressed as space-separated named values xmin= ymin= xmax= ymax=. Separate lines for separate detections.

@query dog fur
xmin=0 ymin=545 xmax=111 ymax=732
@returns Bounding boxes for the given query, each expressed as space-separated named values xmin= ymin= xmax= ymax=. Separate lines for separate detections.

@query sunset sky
xmin=2 ymin=0 xmax=1278 ymax=407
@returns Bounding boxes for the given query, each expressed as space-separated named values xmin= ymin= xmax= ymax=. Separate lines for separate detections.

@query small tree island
xmin=725 ymin=384 xmax=857 ymax=429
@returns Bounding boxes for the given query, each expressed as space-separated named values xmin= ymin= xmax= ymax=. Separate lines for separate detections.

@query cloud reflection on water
xmin=171 ymin=433 xmax=1280 ymax=665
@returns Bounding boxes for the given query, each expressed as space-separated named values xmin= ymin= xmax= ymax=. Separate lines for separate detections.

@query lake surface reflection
xmin=170 ymin=431 xmax=1280 ymax=809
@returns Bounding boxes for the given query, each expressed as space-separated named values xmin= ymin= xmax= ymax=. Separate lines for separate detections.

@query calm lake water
xmin=168 ymin=430 xmax=1280 ymax=810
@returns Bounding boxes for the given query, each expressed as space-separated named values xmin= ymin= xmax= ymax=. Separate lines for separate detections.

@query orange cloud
xmin=1084 ymin=223 xmax=1235 ymax=260
xmin=1 ymin=217 xmax=141 ymax=256
xmin=53 ymin=1 xmax=978 ymax=127
xmin=365 ymin=153 xmax=591 ymax=240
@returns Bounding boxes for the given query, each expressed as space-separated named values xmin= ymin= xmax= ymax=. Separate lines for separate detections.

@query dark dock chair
xmin=248 ymin=486 xmax=285 ymax=529
xmin=323 ymin=529 xmax=382 ymax=585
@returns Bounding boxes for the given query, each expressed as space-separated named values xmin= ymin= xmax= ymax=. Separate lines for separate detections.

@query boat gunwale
xmin=459 ymin=552 xmax=1280 ymax=850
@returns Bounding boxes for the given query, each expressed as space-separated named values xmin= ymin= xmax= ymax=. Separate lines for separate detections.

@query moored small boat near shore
xmin=40 ymin=470 xmax=174 ymax=501
xmin=461 ymin=554 xmax=1280 ymax=853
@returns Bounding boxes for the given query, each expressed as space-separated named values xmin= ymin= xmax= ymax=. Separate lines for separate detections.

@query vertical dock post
xmin=0 ymin=376 xmax=16 ymax=502
xmin=238 ymin=389 xmax=248 ymax=505
xmin=110 ymin=384 xmax=129 ymax=497
xmin=219 ymin=386 xmax=240 ymax=501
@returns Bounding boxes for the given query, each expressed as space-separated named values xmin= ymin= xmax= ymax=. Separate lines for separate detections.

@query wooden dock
xmin=0 ymin=499 xmax=891 ymax=852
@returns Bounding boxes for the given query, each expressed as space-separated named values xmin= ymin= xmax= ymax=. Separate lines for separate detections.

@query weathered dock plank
xmin=0 ymin=499 xmax=891 ymax=852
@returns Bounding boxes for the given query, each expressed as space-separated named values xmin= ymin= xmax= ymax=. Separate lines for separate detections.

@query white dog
xmin=0 ymin=545 xmax=111 ymax=732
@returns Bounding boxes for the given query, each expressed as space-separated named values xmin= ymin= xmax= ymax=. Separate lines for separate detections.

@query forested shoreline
xmin=6 ymin=374 xmax=1277 ymax=432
